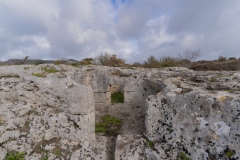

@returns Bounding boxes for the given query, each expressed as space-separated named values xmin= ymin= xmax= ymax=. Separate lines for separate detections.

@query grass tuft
xmin=146 ymin=139 xmax=154 ymax=149
xmin=177 ymin=152 xmax=191 ymax=160
xmin=42 ymin=66 xmax=58 ymax=73
xmin=5 ymin=151 xmax=25 ymax=160
xmin=32 ymin=73 xmax=46 ymax=78
xmin=95 ymin=115 xmax=122 ymax=136
xmin=111 ymin=92 xmax=124 ymax=103
xmin=53 ymin=149 xmax=61 ymax=157
xmin=40 ymin=155 xmax=48 ymax=160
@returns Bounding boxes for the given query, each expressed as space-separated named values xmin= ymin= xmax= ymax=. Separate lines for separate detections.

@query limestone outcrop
xmin=0 ymin=64 xmax=239 ymax=160
xmin=0 ymin=65 xmax=95 ymax=159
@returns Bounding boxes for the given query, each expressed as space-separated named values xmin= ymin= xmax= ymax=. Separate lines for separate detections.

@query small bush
xmin=96 ymin=52 xmax=126 ymax=67
xmin=5 ymin=151 xmax=25 ymax=160
xmin=159 ymin=56 xmax=181 ymax=67
xmin=95 ymin=115 xmax=122 ymax=136
xmin=218 ymin=56 xmax=227 ymax=61
xmin=132 ymin=62 xmax=143 ymax=67
xmin=143 ymin=56 xmax=181 ymax=68
xmin=79 ymin=58 xmax=94 ymax=65
xmin=143 ymin=56 xmax=160 ymax=68
xmin=111 ymin=92 xmax=124 ymax=103
xmin=228 ymin=57 xmax=237 ymax=60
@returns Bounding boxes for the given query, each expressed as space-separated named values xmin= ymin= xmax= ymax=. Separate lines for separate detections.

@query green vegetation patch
xmin=54 ymin=59 xmax=68 ymax=65
xmin=4 ymin=151 xmax=25 ymax=160
xmin=53 ymin=148 xmax=61 ymax=157
xmin=225 ymin=149 xmax=236 ymax=159
xmin=111 ymin=92 xmax=124 ymax=103
xmin=146 ymin=139 xmax=154 ymax=149
xmin=42 ymin=66 xmax=58 ymax=73
xmin=124 ymin=66 xmax=135 ymax=70
xmin=32 ymin=73 xmax=46 ymax=78
xmin=40 ymin=155 xmax=48 ymax=160
xmin=177 ymin=152 xmax=191 ymax=160
xmin=210 ymin=77 xmax=218 ymax=82
xmin=24 ymin=66 xmax=31 ymax=70
xmin=95 ymin=115 xmax=122 ymax=136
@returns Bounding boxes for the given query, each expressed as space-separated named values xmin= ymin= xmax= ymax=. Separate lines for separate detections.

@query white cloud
xmin=33 ymin=36 xmax=51 ymax=49
xmin=142 ymin=16 xmax=176 ymax=48
xmin=1 ymin=0 xmax=240 ymax=62
xmin=182 ymin=34 xmax=195 ymax=48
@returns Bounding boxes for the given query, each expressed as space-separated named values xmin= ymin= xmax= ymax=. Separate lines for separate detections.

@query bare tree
xmin=179 ymin=49 xmax=201 ymax=62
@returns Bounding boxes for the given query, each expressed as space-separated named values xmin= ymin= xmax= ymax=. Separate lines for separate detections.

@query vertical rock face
xmin=145 ymin=90 xmax=240 ymax=160
xmin=124 ymin=79 xmax=166 ymax=104
xmin=71 ymin=68 xmax=112 ymax=108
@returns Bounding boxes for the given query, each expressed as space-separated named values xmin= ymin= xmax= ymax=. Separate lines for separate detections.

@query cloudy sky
xmin=0 ymin=0 xmax=240 ymax=63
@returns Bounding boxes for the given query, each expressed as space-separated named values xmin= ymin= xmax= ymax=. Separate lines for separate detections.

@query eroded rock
xmin=0 ymin=64 xmax=239 ymax=160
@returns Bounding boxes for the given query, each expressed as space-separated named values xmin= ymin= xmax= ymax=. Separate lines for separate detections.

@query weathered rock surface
xmin=0 ymin=64 xmax=239 ymax=160
xmin=144 ymin=72 xmax=240 ymax=160
xmin=0 ymin=65 xmax=95 ymax=159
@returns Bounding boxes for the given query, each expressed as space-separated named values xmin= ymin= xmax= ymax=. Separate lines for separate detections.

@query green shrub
xmin=132 ymin=62 xmax=143 ymax=67
xmin=5 ymin=151 xmax=25 ymax=160
xmin=228 ymin=57 xmax=237 ymax=60
xmin=143 ymin=56 xmax=181 ymax=68
xmin=79 ymin=58 xmax=94 ymax=65
xmin=96 ymin=52 xmax=126 ymax=67
xmin=95 ymin=115 xmax=122 ymax=136
xmin=143 ymin=56 xmax=160 ymax=68
xmin=159 ymin=56 xmax=181 ymax=67
xmin=218 ymin=56 xmax=227 ymax=61
xmin=111 ymin=92 xmax=124 ymax=103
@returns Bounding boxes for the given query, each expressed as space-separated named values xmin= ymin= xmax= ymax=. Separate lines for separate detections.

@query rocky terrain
xmin=0 ymin=64 xmax=239 ymax=160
